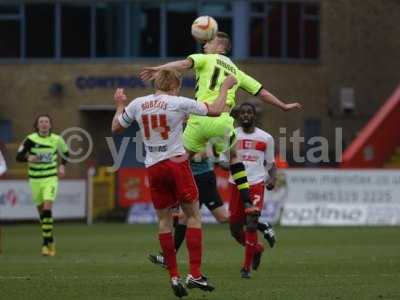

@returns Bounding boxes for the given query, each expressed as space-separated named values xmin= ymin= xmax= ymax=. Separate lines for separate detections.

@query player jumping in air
xmin=112 ymin=69 xmax=237 ymax=297
xmin=140 ymin=31 xmax=300 ymax=268
xmin=16 ymin=114 xmax=69 ymax=257
xmin=223 ymin=102 xmax=277 ymax=278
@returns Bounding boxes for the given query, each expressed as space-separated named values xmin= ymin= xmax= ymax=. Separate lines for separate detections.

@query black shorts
xmin=194 ymin=171 xmax=224 ymax=211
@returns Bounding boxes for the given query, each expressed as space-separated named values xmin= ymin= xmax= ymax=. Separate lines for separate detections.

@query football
xmin=191 ymin=16 xmax=218 ymax=43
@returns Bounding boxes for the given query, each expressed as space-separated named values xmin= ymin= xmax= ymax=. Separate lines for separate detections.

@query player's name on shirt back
xmin=141 ymin=98 xmax=168 ymax=111
xmin=216 ymin=57 xmax=237 ymax=75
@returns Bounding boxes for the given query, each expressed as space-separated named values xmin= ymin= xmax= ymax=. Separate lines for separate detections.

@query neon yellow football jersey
xmin=17 ymin=133 xmax=68 ymax=179
xmin=188 ymin=53 xmax=263 ymax=107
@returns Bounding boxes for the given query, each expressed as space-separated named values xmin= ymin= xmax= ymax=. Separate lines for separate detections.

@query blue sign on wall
xmin=0 ymin=120 xmax=12 ymax=143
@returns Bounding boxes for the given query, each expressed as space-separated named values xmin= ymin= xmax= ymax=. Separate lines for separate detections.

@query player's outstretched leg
xmin=181 ymin=202 xmax=214 ymax=292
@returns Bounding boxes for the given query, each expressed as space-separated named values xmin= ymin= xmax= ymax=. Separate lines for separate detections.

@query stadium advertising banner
xmin=0 ymin=180 xmax=86 ymax=220
xmin=118 ymin=168 xmax=151 ymax=207
xmin=280 ymin=170 xmax=400 ymax=226
xmin=124 ymin=167 xmax=284 ymax=224
xmin=124 ymin=168 xmax=400 ymax=226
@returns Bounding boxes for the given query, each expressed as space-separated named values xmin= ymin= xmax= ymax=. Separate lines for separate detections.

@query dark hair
xmin=33 ymin=114 xmax=52 ymax=132
xmin=239 ymin=102 xmax=257 ymax=114
xmin=216 ymin=31 xmax=231 ymax=53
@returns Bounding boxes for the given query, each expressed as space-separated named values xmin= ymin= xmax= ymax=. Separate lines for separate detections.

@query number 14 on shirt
xmin=142 ymin=114 xmax=171 ymax=140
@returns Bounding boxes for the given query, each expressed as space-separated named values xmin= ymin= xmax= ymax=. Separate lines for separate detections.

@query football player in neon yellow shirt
xmin=16 ymin=114 xmax=69 ymax=256
xmin=140 ymin=31 xmax=300 ymax=216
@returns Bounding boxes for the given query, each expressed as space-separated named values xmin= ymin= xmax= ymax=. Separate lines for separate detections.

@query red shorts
xmin=228 ymin=181 xmax=265 ymax=223
xmin=147 ymin=158 xmax=198 ymax=210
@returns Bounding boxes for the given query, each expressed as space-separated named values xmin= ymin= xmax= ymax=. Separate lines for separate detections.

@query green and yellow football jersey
xmin=188 ymin=53 xmax=263 ymax=107
xmin=16 ymin=133 xmax=68 ymax=179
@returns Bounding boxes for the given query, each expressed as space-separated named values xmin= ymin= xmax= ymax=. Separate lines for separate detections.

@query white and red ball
xmin=191 ymin=16 xmax=218 ymax=43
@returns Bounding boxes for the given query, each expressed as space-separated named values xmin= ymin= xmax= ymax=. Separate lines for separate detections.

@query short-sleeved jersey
xmin=226 ymin=127 xmax=275 ymax=185
xmin=118 ymin=94 xmax=208 ymax=167
xmin=17 ymin=133 xmax=69 ymax=179
xmin=188 ymin=53 xmax=263 ymax=107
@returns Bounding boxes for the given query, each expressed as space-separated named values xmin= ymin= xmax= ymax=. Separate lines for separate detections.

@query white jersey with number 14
xmin=118 ymin=94 xmax=208 ymax=167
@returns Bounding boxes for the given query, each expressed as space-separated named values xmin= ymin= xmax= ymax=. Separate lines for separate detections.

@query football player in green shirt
xmin=141 ymin=33 xmax=300 ymax=262
xmin=16 ymin=114 xmax=69 ymax=256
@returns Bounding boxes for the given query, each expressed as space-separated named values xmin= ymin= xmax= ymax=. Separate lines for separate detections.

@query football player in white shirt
xmin=111 ymin=69 xmax=237 ymax=297
xmin=227 ymin=102 xmax=277 ymax=279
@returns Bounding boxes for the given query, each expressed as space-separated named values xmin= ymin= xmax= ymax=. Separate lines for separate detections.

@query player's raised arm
xmin=206 ymin=75 xmax=237 ymax=116
xmin=111 ymin=88 xmax=129 ymax=134
xmin=258 ymin=88 xmax=302 ymax=111
xmin=238 ymin=69 xmax=302 ymax=111
xmin=139 ymin=59 xmax=193 ymax=81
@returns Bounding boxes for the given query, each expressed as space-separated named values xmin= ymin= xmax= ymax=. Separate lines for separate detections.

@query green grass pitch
xmin=1 ymin=224 xmax=399 ymax=300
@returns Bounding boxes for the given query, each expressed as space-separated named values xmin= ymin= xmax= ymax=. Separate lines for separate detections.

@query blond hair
xmin=154 ymin=69 xmax=182 ymax=92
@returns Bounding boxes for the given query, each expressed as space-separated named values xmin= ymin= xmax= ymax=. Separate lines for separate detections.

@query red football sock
xmin=186 ymin=227 xmax=202 ymax=278
xmin=159 ymin=232 xmax=179 ymax=278
xmin=255 ymin=242 xmax=264 ymax=253
xmin=243 ymin=230 xmax=258 ymax=271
